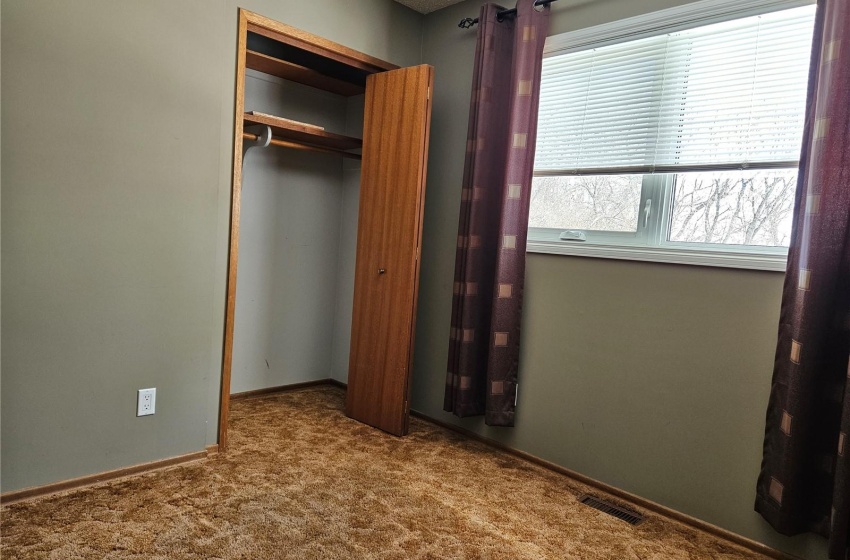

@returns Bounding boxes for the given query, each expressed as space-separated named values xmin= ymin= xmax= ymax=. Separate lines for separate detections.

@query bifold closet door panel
xmin=346 ymin=65 xmax=434 ymax=436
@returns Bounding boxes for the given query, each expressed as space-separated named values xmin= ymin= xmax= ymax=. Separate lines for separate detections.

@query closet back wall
xmin=1 ymin=0 xmax=423 ymax=494
xmin=232 ymin=72 xmax=348 ymax=394
xmin=331 ymin=96 xmax=367 ymax=385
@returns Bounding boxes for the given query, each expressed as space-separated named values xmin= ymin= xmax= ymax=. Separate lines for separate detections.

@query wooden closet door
xmin=345 ymin=65 xmax=433 ymax=436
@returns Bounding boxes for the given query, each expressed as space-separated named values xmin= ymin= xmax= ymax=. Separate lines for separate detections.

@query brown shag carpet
xmin=2 ymin=386 xmax=764 ymax=559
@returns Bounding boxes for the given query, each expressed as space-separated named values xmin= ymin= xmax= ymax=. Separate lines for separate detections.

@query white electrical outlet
xmin=137 ymin=388 xmax=156 ymax=416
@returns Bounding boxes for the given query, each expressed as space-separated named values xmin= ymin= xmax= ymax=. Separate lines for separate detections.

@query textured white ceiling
xmin=393 ymin=0 xmax=468 ymax=14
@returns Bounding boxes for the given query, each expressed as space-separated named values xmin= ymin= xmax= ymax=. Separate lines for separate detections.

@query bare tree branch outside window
xmin=669 ymin=170 xmax=796 ymax=247
xmin=529 ymin=175 xmax=642 ymax=232
xmin=529 ymin=170 xmax=796 ymax=248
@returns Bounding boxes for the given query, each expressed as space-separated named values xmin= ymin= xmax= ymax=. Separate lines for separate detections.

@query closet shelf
xmin=243 ymin=113 xmax=363 ymax=152
xmin=246 ymin=50 xmax=365 ymax=97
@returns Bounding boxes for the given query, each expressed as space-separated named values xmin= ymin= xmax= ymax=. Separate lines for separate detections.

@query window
xmin=529 ymin=0 xmax=816 ymax=271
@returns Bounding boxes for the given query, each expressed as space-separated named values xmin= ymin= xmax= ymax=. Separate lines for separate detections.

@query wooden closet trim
xmin=243 ymin=10 xmax=398 ymax=74
xmin=218 ymin=10 xmax=395 ymax=451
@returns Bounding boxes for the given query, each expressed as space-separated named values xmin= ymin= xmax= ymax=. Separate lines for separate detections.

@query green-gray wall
xmin=0 ymin=0 xmax=423 ymax=493
xmin=2 ymin=0 xmax=226 ymax=493
xmin=411 ymin=1 xmax=827 ymax=558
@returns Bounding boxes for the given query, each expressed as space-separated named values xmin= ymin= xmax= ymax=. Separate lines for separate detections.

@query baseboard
xmin=410 ymin=410 xmax=800 ymax=560
xmin=326 ymin=378 xmax=347 ymax=390
xmin=230 ymin=378 xmax=340 ymax=401
xmin=1 ymin=448 xmax=212 ymax=506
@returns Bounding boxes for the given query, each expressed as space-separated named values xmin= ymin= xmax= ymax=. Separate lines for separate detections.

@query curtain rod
xmin=458 ymin=0 xmax=557 ymax=28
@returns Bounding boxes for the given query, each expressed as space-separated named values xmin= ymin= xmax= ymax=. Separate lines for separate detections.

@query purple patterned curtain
xmin=444 ymin=0 xmax=549 ymax=426
xmin=755 ymin=1 xmax=850 ymax=558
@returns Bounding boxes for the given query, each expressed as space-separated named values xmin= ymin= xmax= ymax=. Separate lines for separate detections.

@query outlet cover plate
xmin=137 ymin=388 xmax=156 ymax=416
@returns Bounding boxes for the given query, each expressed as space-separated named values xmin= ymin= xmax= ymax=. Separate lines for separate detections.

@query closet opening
xmin=219 ymin=10 xmax=433 ymax=450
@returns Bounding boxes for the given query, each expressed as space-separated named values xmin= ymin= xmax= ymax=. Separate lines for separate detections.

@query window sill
xmin=526 ymin=239 xmax=788 ymax=272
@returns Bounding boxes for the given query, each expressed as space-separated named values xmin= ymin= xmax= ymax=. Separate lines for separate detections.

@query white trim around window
xmin=527 ymin=239 xmax=788 ymax=272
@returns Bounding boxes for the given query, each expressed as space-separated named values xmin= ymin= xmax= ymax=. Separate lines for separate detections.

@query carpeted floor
xmin=2 ymin=386 xmax=765 ymax=559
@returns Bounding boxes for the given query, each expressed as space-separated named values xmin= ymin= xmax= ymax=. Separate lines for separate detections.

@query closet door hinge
xmin=427 ymin=86 xmax=431 ymax=101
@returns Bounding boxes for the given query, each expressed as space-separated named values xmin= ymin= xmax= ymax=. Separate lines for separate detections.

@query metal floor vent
xmin=578 ymin=495 xmax=645 ymax=526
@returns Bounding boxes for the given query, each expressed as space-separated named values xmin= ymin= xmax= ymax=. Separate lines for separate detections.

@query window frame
xmin=526 ymin=0 xmax=814 ymax=272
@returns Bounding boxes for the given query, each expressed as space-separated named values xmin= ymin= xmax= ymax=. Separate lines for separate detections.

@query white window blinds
xmin=534 ymin=5 xmax=816 ymax=175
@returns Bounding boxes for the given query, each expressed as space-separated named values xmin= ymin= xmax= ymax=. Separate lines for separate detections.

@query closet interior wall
xmin=331 ymin=95 xmax=366 ymax=385
xmin=231 ymin=70 xmax=364 ymax=394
